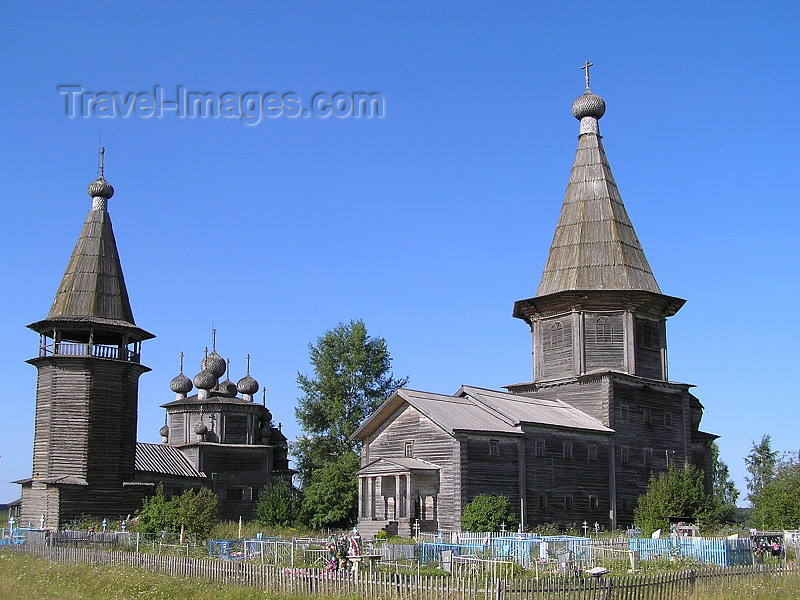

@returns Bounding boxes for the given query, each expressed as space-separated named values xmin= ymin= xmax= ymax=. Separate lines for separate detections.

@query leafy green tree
xmin=744 ymin=435 xmax=778 ymax=503
xmin=634 ymin=464 xmax=718 ymax=535
xmin=133 ymin=485 xmax=217 ymax=538
xmin=133 ymin=483 xmax=174 ymax=534
xmin=710 ymin=442 xmax=739 ymax=524
xmin=461 ymin=494 xmax=519 ymax=532
xmin=300 ymin=452 xmax=361 ymax=530
xmin=172 ymin=487 xmax=218 ymax=539
xmin=294 ymin=319 xmax=407 ymax=486
xmin=256 ymin=478 xmax=301 ymax=527
xmin=749 ymin=454 xmax=800 ymax=530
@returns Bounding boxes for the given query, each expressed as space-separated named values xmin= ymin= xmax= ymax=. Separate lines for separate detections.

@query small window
xmin=545 ymin=321 xmax=565 ymax=354
xmin=404 ymin=441 xmax=414 ymax=458
xmin=664 ymin=412 xmax=673 ymax=429
xmin=535 ymin=440 xmax=546 ymax=457
xmin=643 ymin=448 xmax=653 ymax=466
xmin=489 ymin=439 xmax=499 ymax=456
xmin=620 ymin=447 xmax=629 ymax=464
xmin=643 ymin=408 xmax=652 ymax=425
xmin=619 ymin=403 xmax=630 ymax=423
xmin=637 ymin=319 xmax=661 ymax=350
xmin=589 ymin=495 xmax=599 ymax=511
xmin=564 ymin=496 xmax=573 ymax=511
xmin=588 ymin=444 xmax=597 ymax=461
xmin=226 ymin=488 xmax=244 ymax=501
xmin=563 ymin=442 xmax=573 ymax=459
xmin=538 ymin=494 xmax=547 ymax=510
xmin=595 ymin=316 xmax=612 ymax=346
xmin=622 ymin=498 xmax=631 ymax=512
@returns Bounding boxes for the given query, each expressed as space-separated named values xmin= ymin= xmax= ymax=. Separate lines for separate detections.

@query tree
xmin=634 ymin=464 xmax=717 ymax=535
xmin=294 ymin=319 xmax=408 ymax=485
xmin=133 ymin=485 xmax=217 ymax=538
xmin=749 ymin=454 xmax=800 ymax=530
xmin=709 ymin=442 xmax=739 ymax=524
xmin=133 ymin=483 xmax=174 ymax=534
xmin=256 ymin=478 xmax=301 ymax=527
xmin=461 ymin=494 xmax=519 ymax=532
xmin=744 ymin=435 xmax=778 ymax=503
xmin=300 ymin=452 xmax=361 ymax=530
xmin=172 ymin=487 xmax=218 ymax=539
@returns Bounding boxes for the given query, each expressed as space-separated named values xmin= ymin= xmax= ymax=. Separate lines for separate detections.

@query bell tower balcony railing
xmin=37 ymin=339 xmax=142 ymax=363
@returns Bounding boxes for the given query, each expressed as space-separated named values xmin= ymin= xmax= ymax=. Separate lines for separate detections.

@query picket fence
xmin=4 ymin=544 xmax=799 ymax=600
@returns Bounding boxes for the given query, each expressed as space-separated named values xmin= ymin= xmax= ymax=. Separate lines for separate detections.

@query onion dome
xmin=87 ymin=177 xmax=114 ymax=199
xmin=572 ymin=91 xmax=605 ymax=120
xmin=193 ymin=370 xmax=215 ymax=390
xmin=219 ymin=378 xmax=237 ymax=397
xmin=202 ymin=350 xmax=226 ymax=379
xmin=237 ymin=374 xmax=259 ymax=396
xmin=159 ymin=424 xmax=170 ymax=437
xmin=170 ymin=373 xmax=193 ymax=394
xmin=194 ymin=421 xmax=208 ymax=435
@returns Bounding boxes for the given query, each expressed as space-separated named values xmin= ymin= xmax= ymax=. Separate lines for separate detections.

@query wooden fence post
xmin=601 ymin=578 xmax=613 ymax=600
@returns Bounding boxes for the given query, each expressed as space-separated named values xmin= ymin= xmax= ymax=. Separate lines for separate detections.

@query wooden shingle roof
xmin=536 ymin=109 xmax=661 ymax=297
xmin=47 ymin=204 xmax=136 ymax=325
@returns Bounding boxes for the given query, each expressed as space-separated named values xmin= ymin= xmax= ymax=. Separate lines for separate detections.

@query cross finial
xmin=225 ymin=358 xmax=230 ymax=377
xmin=98 ymin=145 xmax=106 ymax=179
xmin=581 ymin=60 xmax=593 ymax=91
xmin=179 ymin=351 xmax=184 ymax=374
xmin=211 ymin=328 xmax=217 ymax=351
xmin=246 ymin=353 xmax=251 ymax=375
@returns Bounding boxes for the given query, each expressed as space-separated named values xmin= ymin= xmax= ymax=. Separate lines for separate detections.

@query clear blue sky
xmin=1 ymin=2 xmax=797 ymax=506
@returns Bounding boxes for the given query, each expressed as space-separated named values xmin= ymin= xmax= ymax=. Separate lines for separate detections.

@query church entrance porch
xmin=356 ymin=457 xmax=440 ymax=539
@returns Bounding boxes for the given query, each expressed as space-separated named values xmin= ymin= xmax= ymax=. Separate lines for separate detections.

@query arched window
xmin=545 ymin=321 xmax=564 ymax=353
xmin=596 ymin=316 xmax=612 ymax=345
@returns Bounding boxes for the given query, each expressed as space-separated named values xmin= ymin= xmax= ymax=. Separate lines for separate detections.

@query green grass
xmin=0 ymin=552 xmax=340 ymax=600
xmin=3 ymin=550 xmax=799 ymax=600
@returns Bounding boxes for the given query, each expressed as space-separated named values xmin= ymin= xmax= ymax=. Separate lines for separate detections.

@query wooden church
xmin=15 ymin=154 xmax=290 ymax=528
xmin=353 ymin=71 xmax=717 ymax=538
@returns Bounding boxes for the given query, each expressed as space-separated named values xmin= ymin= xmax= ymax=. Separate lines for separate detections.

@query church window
xmin=545 ymin=321 xmax=565 ymax=354
xmin=643 ymin=408 xmax=652 ymax=425
xmin=619 ymin=404 xmax=630 ymax=422
xmin=620 ymin=447 xmax=629 ymax=464
xmin=226 ymin=488 xmax=244 ymax=501
xmin=643 ymin=448 xmax=653 ymax=466
xmin=404 ymin=441 xmax=414 ymax=458
xmin=535 ymin=440 xmax=546 ymax=457
xmin=595 ymin=316 xmax=612 ymax=345
xmin=489 ymin=439 xmax=499 ymax=456
xmin=637 ymin=319 xmax=660 ymax=350
xmin=563 ymin=442 xmax=573 ymax=459
xmin=565 ymin=496 xmax=573 ymax=510
xmin=589 ymin=494 xmax=599 ymax=510
xmin=588 ymin=444 xmax=597 ymax=461
xmin=538 ymin=494 xmax=547 ymax=510
xmin=622 ymin=498 xmax=631 ymax=512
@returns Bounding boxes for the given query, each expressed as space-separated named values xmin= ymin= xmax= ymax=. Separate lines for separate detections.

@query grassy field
xmin=2 ymin=552 xmax=800 ymax=600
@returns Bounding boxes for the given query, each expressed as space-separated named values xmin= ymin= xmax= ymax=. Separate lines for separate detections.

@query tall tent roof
xmin=47 ymin=200 xmax=136 ymax=324
xmin=536 ymin=86 xmax=662 ymax=297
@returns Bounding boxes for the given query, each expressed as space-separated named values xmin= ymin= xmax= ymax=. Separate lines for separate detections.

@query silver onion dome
xmin=237 ymin=374 xmax=259 ymax=396
xmin=219 ymin=378 xmax=237 ymax=397
xmin=87 ymin=177 xmax=114 ymax=199
xmin=170 ymin=373 xmax=193 ymax=394
xmin=201 ymin=351 xmax=226 ymax=379
xmin=158 ymin=424 xmax=170 ymax=437
xmin=193 ymin=370 xmax=215 ymax=390
xmin=194 ymin=421 xmax=208 ymax=435
xmin=572 ymin=91 xmax=606 ymax=120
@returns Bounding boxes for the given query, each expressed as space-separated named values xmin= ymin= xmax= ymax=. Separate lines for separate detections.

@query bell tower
xmin=19 ymin=151 xmax=154 ymax=527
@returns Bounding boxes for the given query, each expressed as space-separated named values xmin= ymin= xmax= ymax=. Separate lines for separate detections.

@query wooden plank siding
xmin=361 ymin=403 xmax=459 ymax=534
